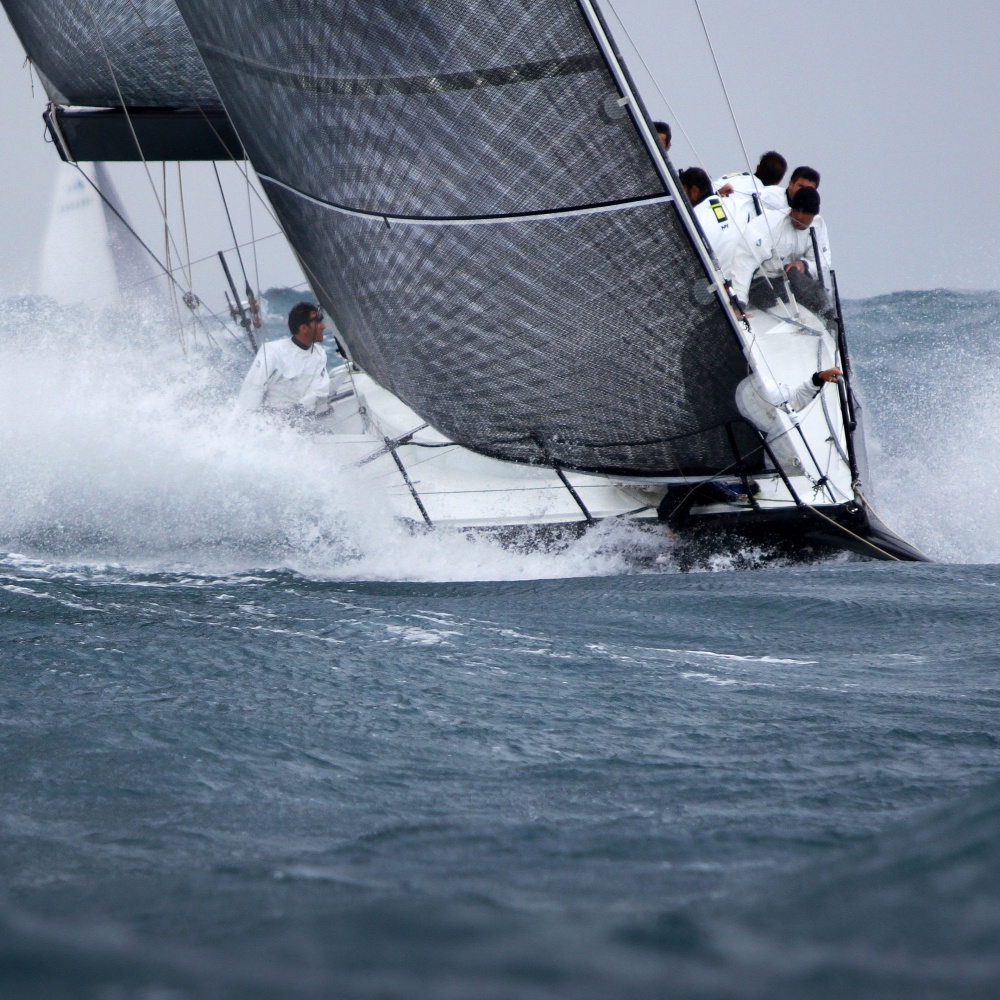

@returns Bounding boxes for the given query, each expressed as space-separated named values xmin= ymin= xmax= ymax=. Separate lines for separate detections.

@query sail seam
xmin=257 ymin=175 xmax=673 ymax=227
xmin=195 ymin=43 xmax=604 ymax=96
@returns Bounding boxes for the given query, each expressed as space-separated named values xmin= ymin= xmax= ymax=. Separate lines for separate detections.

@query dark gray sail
xmin=1 ymin=0 xmax=242 ymax=160
xmin=176 ymin=0 xmax=752 ymax=475
xmin=3 ymin=0 xmax=219 ymax=108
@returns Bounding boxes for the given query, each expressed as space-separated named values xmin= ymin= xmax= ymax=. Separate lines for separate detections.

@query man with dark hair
xmin=680 ymin=167 xmax=741 ymax=274
xmin=678 ymin=167 xmax=711 ymax=205
xmin=786 ymin=165 xmax=820 ymax=196
xmin=728 ymin=186 xmax=832 ymax=318
xmin=653 ymin=120 xmax=671 ymax=152
xmin=714 ymin=150 xmax=787 ymax=201
xmin=759 ymin=165 xmax=819 ymax=208
xmin=759 ymin=165 xmax=832 ymax=272
xmin=237 ymin=301 xmax=333 ymax=414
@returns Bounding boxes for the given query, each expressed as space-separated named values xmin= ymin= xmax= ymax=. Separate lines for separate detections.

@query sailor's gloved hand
xmin=811 ymin=368 xmax=843 ymax=386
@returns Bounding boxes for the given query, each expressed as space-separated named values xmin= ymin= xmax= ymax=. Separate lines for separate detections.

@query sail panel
xmin=265 ymin=181 xmax=752 ymax=474
xmin=187 ymin=0 xmax=664 ymax=218
xmin=3 ymin=0 xmax=222 ymax=110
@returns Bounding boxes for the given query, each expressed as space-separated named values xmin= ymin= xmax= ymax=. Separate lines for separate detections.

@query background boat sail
xmin=0 ymin=0 xmax=924 ymax=561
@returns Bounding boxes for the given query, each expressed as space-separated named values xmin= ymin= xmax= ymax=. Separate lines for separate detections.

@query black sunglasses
xmin=311 ymin=311 xmax=324 ymax=323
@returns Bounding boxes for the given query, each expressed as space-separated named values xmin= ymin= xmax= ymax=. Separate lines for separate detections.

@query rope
xmin=161 ymin=162 xmax=186 ymax=355
xmin=69 ymin=164 xmax=251 ymax=354
xmin=691 ymin=0 xmax=789 ymax=310
xmin=176 ymin=163 xmax=193 ymax=288
xmin=601 ymin=0 xmax=707 ymax=167
xmin=79 ymin=0 xmax=190 ymax=287
xmin=801 ymin=502 xmax=901 ymax=562
xmin=116 ymin=0 xmax=347 ymax=335
xmin=245 ymin=166 xmax=261 ymax=296
xmin=214 ymin=163 xmax=251 ymax=290
xmin=856 ymin=487 xmax=932 ymax=561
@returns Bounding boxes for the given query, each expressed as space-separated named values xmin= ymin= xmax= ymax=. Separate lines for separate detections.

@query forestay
xmin=188 ymin=0 xmax=753 ymax=474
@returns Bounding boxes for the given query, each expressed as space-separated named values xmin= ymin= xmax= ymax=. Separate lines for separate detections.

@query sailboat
xmin=1 ymin=0 xmax=926 ymax=563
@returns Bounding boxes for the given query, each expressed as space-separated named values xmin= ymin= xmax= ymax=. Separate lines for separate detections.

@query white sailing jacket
xmin=712 ymin=172 xmax=784 ymax=226
xmin=693 ymin=195 xmax=743 ymax=277
xmin=757 ymin=187 xmax=834 ymax=273
xmin=729 ymin=207 xmax=823 ymax=305
xmin=237 ymin=337 xmax=331 ymax=413
xmin=735 ymin=371 xmax=823 ymax=471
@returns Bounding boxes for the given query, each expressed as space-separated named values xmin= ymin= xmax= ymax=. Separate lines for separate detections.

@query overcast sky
xmin=1 ymin=1 xmax=997 ymax=302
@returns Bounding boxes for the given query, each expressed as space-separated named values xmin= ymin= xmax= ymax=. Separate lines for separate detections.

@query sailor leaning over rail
xmin=237 ymin=302 xmax=333 ymax=415
xmin=728 ymin=186 xmax=833 ymax=320
xmin=736 ymin=367 xmax=843 ymax=471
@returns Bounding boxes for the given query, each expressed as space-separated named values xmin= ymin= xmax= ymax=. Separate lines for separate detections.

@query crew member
xmin=679 ymin=166 xmax=741 ymax=275
xmin=714 ymin=150 xmax=787 ymax=224
xmin=736 ymin=367 xmax=843 ymax=470
xmin=653 ymin=120 xmax=672 ymax=153
xmin=758 ymin=165 xmax=832 ymax=273
xmin=728 ymin=186 xmax=831 ymax=318
xmin=237 ymin=302 xmax=331 ymax=414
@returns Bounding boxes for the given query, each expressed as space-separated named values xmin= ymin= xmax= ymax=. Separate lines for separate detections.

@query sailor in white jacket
xmin=736 ymin=367 xmax=842 ymax=470
xmin=759 ymin=166 xmax=832 ymax=273
xmin=728 ymin=187 xmax=829 ymax=316
xmin=237 ymin=302 xmax=332 ymax=414
xmin=713 ymin=150 xmax=787 ymax=226
xmin=679 ymin=167 xmax=743 ymax=275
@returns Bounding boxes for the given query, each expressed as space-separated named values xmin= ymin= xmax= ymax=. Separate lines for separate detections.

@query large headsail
xmin=2 ymin=0 xmax=241 ymax=160
xmin=178 ymin=0 xmax=752 ymax=475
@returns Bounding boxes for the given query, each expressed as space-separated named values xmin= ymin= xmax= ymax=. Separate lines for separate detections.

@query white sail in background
xmin=38 ymin=162 xmax=158 ymax=305
xmin=39 ymin=163 xmax=117 ymax=304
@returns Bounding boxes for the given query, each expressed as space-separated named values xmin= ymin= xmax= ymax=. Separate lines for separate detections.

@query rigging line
xmin=692 ymin=0 xmax=755 ymax=194
xmin=245 ymin=164 xmax=261 ymax=295
xmin=114 ymin=0 xmax=355 ymax=364
xmin=116 ymin=0 xmax=290 ymax=252
xmin=214 ymin=163 xmax=250 ymax=289
xmin=70 ymin=232 xmax=289 ymax=307
xmin=855 ymin=488 xmax=932 ymax=562
xmin=801 ymin=502 xmax=901 ymax=562
xmin=601 ymin=0 xmax=706 ymax=168
xmin=692 ymin=0 xmax=786 ymax=301
xmin=162 ymin=162 xmax=186 ymax=355
xmin=177 ymin=163 xmax=193 ymax=288
xmin=78 ymin=0 xmax=190 ymax=288
xmin=69 ymin=163 xmax=250 ymax=353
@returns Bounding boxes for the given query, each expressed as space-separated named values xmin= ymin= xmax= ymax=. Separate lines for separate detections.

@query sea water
xmin=1 ymin=291 xmax=998 ymax=998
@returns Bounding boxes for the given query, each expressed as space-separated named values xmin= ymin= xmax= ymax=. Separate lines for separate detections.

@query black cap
xmin=790 ymin=186 xmax=820 ymax=214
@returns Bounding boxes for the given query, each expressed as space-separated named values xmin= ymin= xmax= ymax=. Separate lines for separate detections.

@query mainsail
xmin=3 ymin=0 xmax=241 ymax=160
xmin=4 ymin=0 xmax=218 ymax=108
xmin=170 ymin=0 xmax=754 ymax=475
